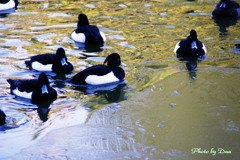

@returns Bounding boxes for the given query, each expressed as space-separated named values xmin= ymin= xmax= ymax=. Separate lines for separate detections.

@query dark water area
xmin=0 ymin=0 xmax=240 ymax=159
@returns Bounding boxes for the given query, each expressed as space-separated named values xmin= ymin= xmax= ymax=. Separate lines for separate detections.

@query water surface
xmin=0 ymin=0 xmax=239 ymax=159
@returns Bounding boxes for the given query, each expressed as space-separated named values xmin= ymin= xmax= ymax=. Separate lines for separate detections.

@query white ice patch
xmin=0 ymin=0 xmax=15 ymax=10
xmin=71 ymin=31 xmax=86 ymax=43
xmin=85 ymin=71 xmax=119 ymax=85
xmin=191 ymin=41 xmax=197 ymax=49
xmin=100 ymin=31 xmax=106 ymax=42
xmin=61 ymin=58 xmax=67 ymax=66
xmin=13 ymin=88 xmax=32 ymax=99
xmin=41 ymin=84 xmax=48 ymax=94
xmin=32 ymin=61 xmax=52 ymax=71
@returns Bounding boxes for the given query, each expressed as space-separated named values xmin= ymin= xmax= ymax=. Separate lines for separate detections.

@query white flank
xmin=13 ymin=88 xmax=32 ymax=99
xmin=202 ymin=43 xmax=207 ymax=54
xmin=0 ymin=0 xmax=15 ymax=10
xmin=32 ymin=61 xmax=52 ymax=71
xmin=41 ymin=84 xmax=48 ymax=94
xmin=85 ymin=72 xmax=119 ymax=85
xmin=71 ymin=31 xmax=86 ymax=43
xmin=61 ymin=58 xmax=67 ymax=66
xmin=191 ymin=41 xmax=197 ymax=49
xmin=100 ymin=31 xmax=106 ymax=42
xmin=173 ymin=42 xmax=180 ymax=54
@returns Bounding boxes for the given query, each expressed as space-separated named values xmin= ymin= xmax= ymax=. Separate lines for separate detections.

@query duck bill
xmin=220 ymin=2 xmax=226 ymax=8
xmin=41 ymin=84 xmax=48 ymax=94
xmin=120 ymin=62 xmax=127 ymax=67
xmin=61 ymin=58 xmax=68 ymax=66
xmin=191 ymin=41 xmax=197 ymax=49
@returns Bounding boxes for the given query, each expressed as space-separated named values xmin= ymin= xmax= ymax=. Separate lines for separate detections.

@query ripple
xmin=108 ymin=35 xmax=125 ymax=40
xmin=165 ymin=26 xmax=175 ymax=29
xmin=0 ymin=39 xmax=30 ymax=47
xmin=47 ymin=13 xmax=72 ymax=18
xmin=85 ymin=4 xmax=95 ymax=8
xmin=223 ymin=121 xmax=239 ymax=131
xmin=29 ymin=24 xmax=75 ymax=30
xmin=163 ymin=149 xmax=185 ymax=157
xmin=14 ymin=12 xmax=38 ymax=15
xmin=230 ymin=49 xmax=240 ymax=54
xmin=118 ymin=42 xmax=137 ymax=49
xmin=189 ymin=13 xmax=212 ymax=16
xmin=32 ymin=33 xmax=57 ymax=43
xmin=119 ymin=4 xmax=127 ymax=8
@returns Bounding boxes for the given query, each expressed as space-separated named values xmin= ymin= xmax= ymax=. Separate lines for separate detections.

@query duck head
xmin=219 ymin=0 xmax=230 ymax=9
xmin=104 ymin=53 xmax=124 ymax=69
xmin=37 ymin=72 xmax=49 ymax=95
xmin=56 ymin=47 xmax=68 ymax=66
xmin=77 ymin=14 xmax=89 ymax=27
xmin=189 ymin=29 xmax=198 ymax=50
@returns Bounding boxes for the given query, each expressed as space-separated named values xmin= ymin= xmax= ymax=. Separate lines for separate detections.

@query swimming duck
xmin=174 ymin=30 xmax=206 ymax=58
xmin=212 ymin=0 xmax=240 ymax=17
xmin=70 ymin=53 xmax=125 ymax=85
xmin=7 ymin=72 xmax=57 ymax=101
xmin=25 ymin=48 xmax=73 ymax=73
xmin=71 ymin=14 xmax=106 ymax=44
xmin=0 ymin=109 xmax=6 ymax=125
xmin=0 ymin=0 xmax=19 ymax=10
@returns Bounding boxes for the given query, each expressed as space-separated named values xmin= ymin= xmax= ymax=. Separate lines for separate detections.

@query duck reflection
xmin=212 ymin=17 xmax=239 ymax=37
xmin=177 ymin=57 xmax=203 ymax=79
xmin=50 ymin=73 xmax=68 ymax=88
xmin=33 ymin=100 xmax=54 ymax=122
xmin=74 ymin=41 xmax=104 ymax=52
xmin=73 ymin=82 xmax=127 ymax=103
xmin=185 ymin=58 xmax=198 ymax=79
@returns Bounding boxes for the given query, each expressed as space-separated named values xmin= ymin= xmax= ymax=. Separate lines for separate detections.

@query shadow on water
xmin=72 ymin=81 xmax=128 ymax=103
xmin=212 ymin=17 xmax=239 ymax=38
xmin=50 ymin=73 xmax=68 ymax=88
xmin=74 ymin=41 xmax=104 ymax=52
xmin=31 ymin=72 xmax=68 ymax=89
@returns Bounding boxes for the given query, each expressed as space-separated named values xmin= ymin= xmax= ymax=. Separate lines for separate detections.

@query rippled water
xmin=0 ymin=0 xmax=240 ymax=159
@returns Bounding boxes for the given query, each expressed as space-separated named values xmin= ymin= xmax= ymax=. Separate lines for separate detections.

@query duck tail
xmin=7 ymin=79 xmax=16 ymax=89
xmin=7 ymin=79 xmax=14 ymax=85
xmin=25 ymin=60 xmax=31 ymax=67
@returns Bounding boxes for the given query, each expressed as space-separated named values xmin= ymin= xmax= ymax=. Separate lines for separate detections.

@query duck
xmin=174 ymin=30 xmax=207 ymax=58
xmin=0 ymin=0 xmax=19 ymax=10
xmin=25 ymin=47 xmax=73 ymax=73
xmin=0 ymin=109 xmax=6 ymax=125
xmin=70 ymin=53 xmax=125 ymax=85
xmin=71 ymin=14 xmax=106 ymax=44
xmin=212 ymin=0 xmax=240 ymax=17
xmin=7 ymin=72 xmax=57 ymax=101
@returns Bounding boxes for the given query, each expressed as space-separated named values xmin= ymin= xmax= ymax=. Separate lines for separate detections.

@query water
xmin=0 ymin=0 xmax=240 ymax=159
